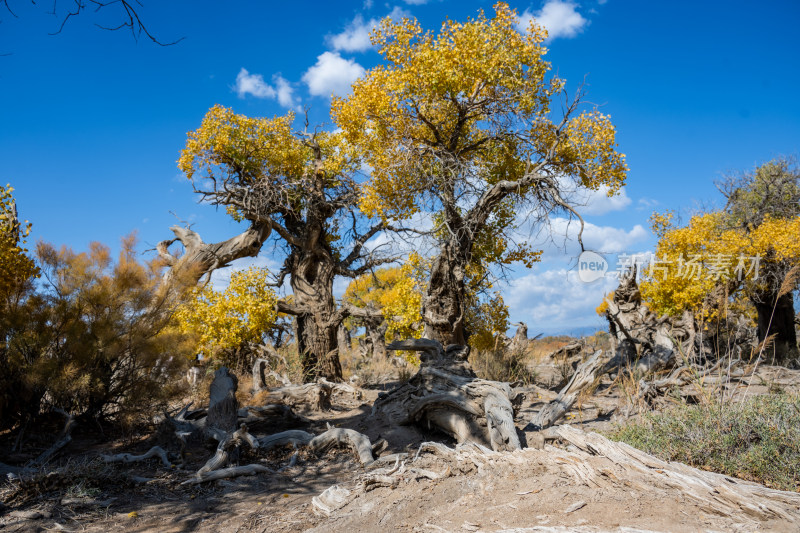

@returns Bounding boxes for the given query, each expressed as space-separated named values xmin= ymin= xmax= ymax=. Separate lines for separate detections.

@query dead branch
xmin=309 ymin=426 xmax=376 ymax=466
xmin=180 ymin=464 xmax=272 ymax=485
xmin=100 ymin=446 xmax=171 ymax=468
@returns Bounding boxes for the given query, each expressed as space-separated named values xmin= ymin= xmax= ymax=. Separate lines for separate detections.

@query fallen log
xmin=181 ymin=464 xmax=272 ymax=485
xmin=197 ymin=424 xmax=258 ymax=476
xmin=309 ymin=426 xmax=376 ymax=466
xmin=30 ymin=408 xmax=75 ymax=467
xmin=257 ymin=430 xmax=315 ymax=451
xmin=100 ymin=446 xmax=171 ymax=468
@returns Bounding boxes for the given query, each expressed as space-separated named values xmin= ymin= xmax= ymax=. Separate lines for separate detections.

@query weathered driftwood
xmin=207 ymin=367 xmax=239 ymax=434
xmin=374 ymin=339 xmax=520 ymax=451
xmin=237 ymin=404 xmax=304 ymax=425
xmin=551 ymin=425 xmax=800 ymax=523
xmin=257 ymin=430 xmax=315 ymax=451
xmin=197 ymin=424 xmax=258 ymax=476
xmin=527 ymin=350 xmax=607 ymax=431
xmin=260 ymin=381 xmax=333 ymax=410
xmin=258 ymin=378 xmax=362 ymax=410
xmin=101 ymin=446 xmax=171 ymax=468
xmin=157 ymin=223 xmax=271 ymax=288
xmin=312 ymin=485 xmax=353 ymax=516
xmin=309 ymin=426 xmax=376 ymax=466
xmin=181 ymin=464 xmax=272 ymax=485
xmin=252 ymin=357 xmax=292 ymax=391
xmin=505 ymin=322 xmax=530 ymax=354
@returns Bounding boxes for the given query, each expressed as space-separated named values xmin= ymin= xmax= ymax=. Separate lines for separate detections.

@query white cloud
xmin=517 ymin=0 xmax=588 ymax=40
xmin=234 ymin=69 xmax=298 ymax=109
xmin=403 ymin=0 xmax=428 ymax=4
xmin=273 ymin=75 xmax=297 ymax=109
xmin=327 ymin=8 xmax=411 ymax=53
xmin=575 ymin=185 xmax=632 ymax=216
xmin=235 ymin=68 xmax=276 ymax=99
xmin=328 ymin=14 xmax=374 ymax=52
xmin=548 ymin=217 xmax=648 ymax=254
xmin=505 ymin=267 xmax=616 ymax=331
xmin=302 ymin=52 xmax=366 ymax=97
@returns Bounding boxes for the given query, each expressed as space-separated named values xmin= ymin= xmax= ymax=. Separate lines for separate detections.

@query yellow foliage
xmin=467 ymin=291 xmax=510 ymax=352
xmin=332 ymin=2 xmax=627 ymax=222
xmin=0 ymin=185 xmax=38 ymax=302
xmin=595 ymin=292 xmax=613 ymax=316
xmin=641 ymin=211 xmax=800 ymax=318
xmin=343 ymin=262 xmax=423 ymax=342
xmin=175 ymin=267 xmax=279 ymax=359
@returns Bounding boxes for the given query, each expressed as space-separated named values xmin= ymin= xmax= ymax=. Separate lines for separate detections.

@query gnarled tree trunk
xmin=156 ymin=223 xmax=271 ymax=290
xmin=284 ymin=246 xmax=342 ymax=382
xmin=753 ymin=291 xmax=798 ymax=364
xmin=422 ymin=244 xmax=468 ymax=345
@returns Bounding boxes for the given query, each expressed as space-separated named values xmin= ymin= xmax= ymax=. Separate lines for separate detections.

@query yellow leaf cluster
xmin=0 ymin=185 xmax=38 ymax=301
xmin=331 ymin=2 xmax=627 ymax=221
xmin=640 ymin=211 xmax=800 ymax=318
xmin=467 ymin=291 xmax=510 ymax=352
xmin=178 ymin=105 xmax=360 ymax=201
xmin=174 ymin=267 xmax=278 ymax=359
xmin=343 ymin=262 xmax=423 ymax=342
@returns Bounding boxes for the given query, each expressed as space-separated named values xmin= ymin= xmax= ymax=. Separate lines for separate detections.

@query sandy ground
xmin=3 ymin=366 xmax=800 ymax=533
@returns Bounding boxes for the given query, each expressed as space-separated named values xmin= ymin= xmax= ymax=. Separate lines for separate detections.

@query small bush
xmin=607 ymin=394 xmax=800 ymax=491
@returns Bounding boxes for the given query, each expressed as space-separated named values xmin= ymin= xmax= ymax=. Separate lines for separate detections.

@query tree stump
xmin=207 ymin=367 xmax=239 ymax=434
xmin=373 ymin=339 xmax=521 ymax=451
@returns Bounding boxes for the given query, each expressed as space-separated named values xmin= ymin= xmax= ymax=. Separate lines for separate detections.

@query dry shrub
xmin=1 ymin=235 xmax=193 ymax=430
xmin=469 ymin=346 xmax=536 ymax=384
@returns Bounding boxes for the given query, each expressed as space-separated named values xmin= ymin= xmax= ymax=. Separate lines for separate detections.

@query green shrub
xmin=607 ymin=394 xmax=800 ymax=491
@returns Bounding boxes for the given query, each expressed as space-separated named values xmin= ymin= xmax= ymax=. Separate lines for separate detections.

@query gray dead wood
xmin=252 ymin=357 xmax=291 ymax=391
xmin=237 ymin=404 xmax=304 ymax=425
xmin=157 ymin=223 xmax=271 ymax=287
xmin=506 ymin=322 xmax=529 ymax=354
xmin=207 ymin=367 xmax=239 ymax=434
xmin=197 ymin=424 xmax=258 ymax=476
xmin=527 ymin=350 xmax=608 ymax=431
xmin=552 ymin=425 xmax=800 ymax=523
xmin=257 ymin=430 xmax=315 ymax=451
xmin=100 ymin=446 xmax=171 ymax=468
xmin=312 ymin=485 xmax=353 ymax=516
xmin=181 ymin=464 xmax=272 ymax=485
xmin=374 ymin=339 xmax=520 ymax=451
xmin=260 ymin=381 xmax=333 ymax=410
xmin=309 ymin=426 xmax=376 ymax=466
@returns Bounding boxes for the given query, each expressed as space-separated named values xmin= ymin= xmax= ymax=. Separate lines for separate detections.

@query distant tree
xmin=343 ymin=261 xmax=424 ymax=358
xmin=333 ymin=3 xmax=627 ymax=345
xmin=0 ymin=184 xmax=37 ymax=303
xmin=641 ymin=158 xmax=800 ymax=362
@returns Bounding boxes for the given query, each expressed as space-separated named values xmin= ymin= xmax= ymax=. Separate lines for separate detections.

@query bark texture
xmin=374 ymin=339 xmax=520 ymax=451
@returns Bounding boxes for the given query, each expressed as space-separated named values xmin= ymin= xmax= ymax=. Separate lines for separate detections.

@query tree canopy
xmin=174 ymin=266 xmax=279 ymax=368
xmin=640 ymin=158 xmax=800 ymax=362
xmin=176 ymin=105 xmax=395 ymax=381
xmin=332 ymin=2 xmax=627 ymax=344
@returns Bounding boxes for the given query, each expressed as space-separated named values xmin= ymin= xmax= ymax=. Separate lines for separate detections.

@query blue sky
xmin=2 ymin=0 xmax=799 ymax=335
